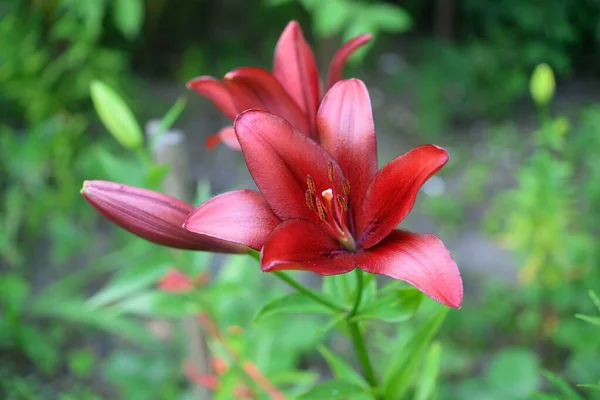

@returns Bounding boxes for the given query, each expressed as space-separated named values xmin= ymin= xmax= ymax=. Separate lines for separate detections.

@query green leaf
xmin=112 ymin=0 xmax=144 ymax=40
xmin=253 ymin=293 xmax=334 ymax=324
xmin=297 ymin=380 xmax=368 ymax=400
xmin=383 ymin=308 xmax=449 ymax=399
xmin=485 ymin=348 xmax=541 ymax=398
xmin=530 ymin=63 xmax=555 ymax=106
xmin=313 ymin=0 xmax=351 ymax=37
xmin=541 ymin=370 xmax=584 ymax=400
xmin=589 ymin=290 xmax=600 ymax=313
xmin=577 ymin=383 xmax=600 ymax=391
xmin=114 ymin=291 xmax=199 ymax=317
xmin=90 ymin=80 xmax=143 ymax=150
xmin=351 ymin=288 xmax=423 ymax=323
xmin=318 ymin=345 xmax=369 ymax=389
xmin=575 ymin=314 xmax=600 ymax=326
xmin=0 ymin=273 xmax=30 ymax=314
xmin=68 ymin=349 xmax=96 ymax=378
xmin=414 ymin=341 xmax=442 ymax=400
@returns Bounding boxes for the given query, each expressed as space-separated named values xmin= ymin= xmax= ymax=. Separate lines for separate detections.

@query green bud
xmin=529 ymin=63 xmax=555 ymax=107
xmin=90 ymin=80 xmax=143 ymax=150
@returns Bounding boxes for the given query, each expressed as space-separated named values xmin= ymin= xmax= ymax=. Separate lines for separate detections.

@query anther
xmin=306 ymin=175 xmax=316 ymax=194
xmin=305 ymin=190 xmax=315 ymax=210
xmin=341 ymin=179 xmax=351 ymax=195
xmin=315 ymin=199 xmax=326 ymax=221
xmin=337 ymin=195 xmax=348 ymax=212
xmin=327 ymin=161 xmax=334 ymax=182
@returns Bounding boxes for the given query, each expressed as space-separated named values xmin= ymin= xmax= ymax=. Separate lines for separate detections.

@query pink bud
xmin=158 ymin=269 xmax=194 ymax=293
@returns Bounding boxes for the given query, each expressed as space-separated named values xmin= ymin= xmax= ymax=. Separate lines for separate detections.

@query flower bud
xmin=158 ymin=269 xmax=195 ymax=293
xmin=81 ymin=180 xmax=246 ymax=253
xmin=530 ymin=63 xmax=555 ymax=107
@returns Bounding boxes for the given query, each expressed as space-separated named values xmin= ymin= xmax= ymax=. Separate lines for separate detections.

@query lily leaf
xmin=577 ymin=383 xmax=600 ymax=391
xmin=253 ymin=293 xmax=335 ymax=324
xmin=383 ymin=308 xmax=449 ymax=399
xmin=541 ymin=370 xmax=584 ymax=400
xmin=297 ymin=379 xmax=369 ymax=400
xmin=318 ymin=345 xmax=369 ymax=389
xmin=414 ymin=341 xmax=442 ymax=400
xmin=350 ymin=287 xmax=423 ymax=323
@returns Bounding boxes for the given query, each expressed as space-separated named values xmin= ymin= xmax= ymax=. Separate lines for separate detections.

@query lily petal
xmin=81 ymin=181 xmax=244 ymax=253
xmin=187 ymin=77 xmax=237 ymax=119
xmin=356 ymin=230 xmax=463 ymax=308
xmin=234 ymin=110 xmax=345 ymax=224
xmin=273 ymin=21 xmax=321 ymax=138
xmin=325 ymin=34 xmax=373 ymax=90
xmin=224 ymin=67 xmax=310 ymax=135
xmin=261 ymin=220 xmax=355 ymax=275
xmin=317 ymin=79 xmax=377 ymax=221
xmin=205 ymin=126 xmax=241 ymax=151
xmin=184 ymin=190 xmax=280 ymax=251
xmin=357 ymin=144 xmax=449 ymax=249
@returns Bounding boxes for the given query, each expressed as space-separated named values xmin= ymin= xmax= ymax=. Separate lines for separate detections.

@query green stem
xmin=248 ymin=250 xmax=345 ymax=313
xmin=346 ymin=269 xmax=378 ymax=391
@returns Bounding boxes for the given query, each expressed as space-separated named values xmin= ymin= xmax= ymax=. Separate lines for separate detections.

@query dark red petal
xmin=261 ymin=220 xmax=355 ymax=275
xmin=357 ymin=144 xmax=449 ymax=249
xmin=205 ymin=126 xmax=241 ymax=151
xmin=325 ymin=34 xmax=373 ymax=91
xmin=273 ymin=21 xmax=321 ymax=138
xmin=317 ymin=79 xmax=377 ymax=224
xmin=186 ymin=77 xmax=237 ymax=119
xmin=356 ymin=230 xmax=463 ymax=309
xmin=184 ymin=190 xmax=280 ymax=251
xmin=234 ymin=110 xmax=345 ymax=224
xmin=81 ymin=181 xmax=245 ymax=253
xmin=224 ymin=67 xmax=310 ymax=135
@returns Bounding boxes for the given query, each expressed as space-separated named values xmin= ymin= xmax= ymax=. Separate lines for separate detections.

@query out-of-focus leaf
xmin=540 ymin=370 xmax=584 ymax=400
xmin=414 ymin=341 xmax=442 ymax=400
xmin=577 ymin=383 xmax=600 ymax=391
xmin=297 ymin=380 xmax=368 ymax=400
xmin=364 ymin=3 xmax=411 ymax=33
xmin=68 ymin=348 xmax=96 ymax=378
xmin=530 ymin=63 xmax=555 ymax=106
xmin=0 ymin=273 xmax=30 ymax=314
xmin=485 ymin=348 xmax=541 ymax=398
xmin=318 ymin=345 xmax=368 ymax=388
xmin=114 ymin=291 xmax=199 ymax=317
xmin=112 ymin=0 xmax=144 ymax=40
xmin=90 ymin=80 xmax=143 ymax=150
xmin=351 ymin=288 xmax=423 ymax=323
xmin=575 ymin=314 xmax=600 ymax=326
xmin=383 ymin=308 xmax=449 ymax=399
xmin=313 ymin=0 xmax=350 ymax=37
xmin=253 ymin=293 xmax=335 ymax=324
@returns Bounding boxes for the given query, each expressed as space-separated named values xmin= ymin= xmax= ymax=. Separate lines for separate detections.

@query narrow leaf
xmin=253 ymin=293 xmax=334 ymax=324
xmin=90 ymin=80 xmax=143 ymax=150
xmin=318 ymin=345 xmax=369 ymax=389
xmin=575 ymin=314 xmax=600 ymax=326
xmin=112 ymin=0 xmax=144 ymax=40
xmin=414 ymin=342 xmax=442 ymax=400
xmin=297 ymin=380 xmax=367 ymax=400
xmin=383 ymin=308 xmax=449 ymax=399
xmin=541 ymin=370 xmax=584 ymax=400
xmin=351 ymin=288 xmax=423 ymax=323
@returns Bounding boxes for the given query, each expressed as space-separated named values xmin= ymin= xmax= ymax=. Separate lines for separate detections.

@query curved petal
xmin=356 ymin=230 xmax=463 ymax=309
xmin=224 ymin=67 xmax=310 ymax=135
xmin=81 ymin=181 xmax=245 ymax=253
xmin=234 ymin=110 xmax=345 ymax=224
xmin=357 ymin=144 xmax=449 ymax=249
xmin=184 ymin=190 xmax=280 ymax=251
xmin=273 ymin=21 xmax=321 ymax=138
xmin=261 ymin=220 xmax=355 ymax=275
xmin=325 ymin=34 xmax=373 ymax=90
xmin=187 ymin=77 xmax=237 ymax=119
xmin=317 ymin=79 xmax=377 ymax=223
xmin=205 ymin=126 xmax=241 ymax=151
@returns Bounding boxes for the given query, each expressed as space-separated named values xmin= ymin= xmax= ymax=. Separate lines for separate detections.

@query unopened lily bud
xmin=81 ymin=180 xmax=246 ymax=253
xmin=158 ymin=269 xmax=195 ymax=293
xmin=530 ymin=63 xmax=555 ymax=107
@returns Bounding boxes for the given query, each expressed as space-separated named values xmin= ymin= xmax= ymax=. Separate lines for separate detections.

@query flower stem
xmin=247 ymin=250 xmax=345 ymax=313
xmin=346 ymin=269 xmax=378 ymax=391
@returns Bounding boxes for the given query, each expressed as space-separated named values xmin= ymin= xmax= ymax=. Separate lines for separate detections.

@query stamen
xmin=327 ymin=161 xmax=334 ymax=182
xmin=342 ymin=179 xmax=351 ymax=195
xmin=337 ymin=195 xmax=348 ymax=212
xmin=322 ymin=188 xmax=333 ymax=202
xmin=306 ymin=175 xmax=316 ymax=194
xmin=315 ymin=199 xmax=326 ymax=221
xmin=305 ymin=190 xmax=314 ymax=210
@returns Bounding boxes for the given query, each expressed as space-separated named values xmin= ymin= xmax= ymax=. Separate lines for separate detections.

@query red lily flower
xmin=81 ymin=180 xmax=278 ymax=253
xmin=187 ymin=20 xmax=372 ymax=150
xmin=184 ymin=79 xmax=463 ymax=308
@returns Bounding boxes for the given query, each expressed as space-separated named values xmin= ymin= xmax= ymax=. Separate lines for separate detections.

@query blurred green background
xmin=1 ymin=0 xmax=600 ymax=399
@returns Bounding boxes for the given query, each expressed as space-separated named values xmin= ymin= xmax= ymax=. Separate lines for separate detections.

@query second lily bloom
xmin=184 ymin=79 xmax=463 ymax=309
xmin=188 ymin=20 xmax=372 ymax=150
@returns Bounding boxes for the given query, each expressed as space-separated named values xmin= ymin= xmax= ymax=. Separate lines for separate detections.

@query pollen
xmin=327 ymin=161 xmax=334 ymax=182
xmin=306 ymin=175 xmax=316 ymax=194
xmin=337 ymin=195 xmax=348 ymax=212
xmin=341 ymin=179 xmax=351 ymax=195
xmin=315 ymin=199 xmax=326 ymax=221
xmin=305 ymin=190 xmax=315 ymax=210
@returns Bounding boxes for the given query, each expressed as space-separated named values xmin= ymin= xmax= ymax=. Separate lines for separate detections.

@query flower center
xmin=305 ymin=161 xmax=356 ymax=252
